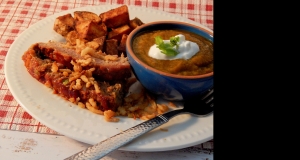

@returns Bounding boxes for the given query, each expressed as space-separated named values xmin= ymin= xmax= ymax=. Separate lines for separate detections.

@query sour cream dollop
xmin=148 ymin=34 xmax=200 ymax=60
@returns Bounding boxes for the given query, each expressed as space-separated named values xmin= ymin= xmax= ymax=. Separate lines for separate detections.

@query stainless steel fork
xmin=64 ymin=88 xmax=214 ymax=160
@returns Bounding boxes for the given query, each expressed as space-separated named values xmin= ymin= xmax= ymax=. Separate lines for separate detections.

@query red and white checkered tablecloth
xmin=0 ymin=0 xmax=213 ymax=148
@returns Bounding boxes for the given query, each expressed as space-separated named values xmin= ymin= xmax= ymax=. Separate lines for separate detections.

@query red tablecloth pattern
xmin=0 ymin=0 xmax=213 ymax=149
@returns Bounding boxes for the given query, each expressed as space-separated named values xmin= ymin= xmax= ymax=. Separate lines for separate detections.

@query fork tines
xmin=201 ymin=88 xmax=214 ymax=107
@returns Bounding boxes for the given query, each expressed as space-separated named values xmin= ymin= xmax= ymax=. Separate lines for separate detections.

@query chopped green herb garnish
xmin=155 ymin=36 xmax=180 ymax=56
xmin=62 ymin=79 xmax=69 ymax=85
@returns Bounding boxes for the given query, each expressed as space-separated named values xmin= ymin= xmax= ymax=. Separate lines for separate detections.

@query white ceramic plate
xmin=4 ymin=5 xmax=213 ymax=152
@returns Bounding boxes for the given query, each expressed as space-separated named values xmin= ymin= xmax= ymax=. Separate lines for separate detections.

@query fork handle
xmin=64 ymin=109 xmax=185 ymax=160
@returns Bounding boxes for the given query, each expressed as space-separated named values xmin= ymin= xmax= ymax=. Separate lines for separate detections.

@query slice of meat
xmin=22 ymin=43 xmax=126 ymax=112
xmin=44 ymin=72 xmax=124 ymax=111
xmin=32 ymin=41 xmax=132 ymax=81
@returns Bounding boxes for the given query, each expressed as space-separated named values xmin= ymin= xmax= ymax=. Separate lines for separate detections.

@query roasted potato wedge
xmin=107 ymin=24 xmax=131 ymax=42
xmin=100 ymin=5 xmax=130 ymax=28
xmin=65 ymin=30 xmax=80 ymax=45
xmin=129 ymin=17 xmax=144 ymax=29
xmin=75 ymin=20 xmax=107 ymax=41
xmin=53 ymin=13 xmax=75 ymax=36
xmin=74 ymin=11 xmax=101 ymax=23
xmin=86 ymin=36 xmax=106 ymax=51
xmin=118 ymin=34 xmax=128 ymax=55
xmin=105 ymin=39 xmax=119 ymax=55
xmin=52 ymin=5 xmax=145 ymax=57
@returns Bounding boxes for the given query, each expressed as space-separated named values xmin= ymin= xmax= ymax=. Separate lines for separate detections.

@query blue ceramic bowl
xmin=126 ymin=21 xmax=213 ymax=101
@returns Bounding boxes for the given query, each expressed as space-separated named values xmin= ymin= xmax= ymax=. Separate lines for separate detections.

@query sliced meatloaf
xmin=32 ymin=41 xmax=132 ymax=81
xmin=22 ymin=42 xmax=131 ymax=112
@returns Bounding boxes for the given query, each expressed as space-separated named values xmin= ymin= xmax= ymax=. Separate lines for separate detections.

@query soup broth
xmin=132 ymin=29 xmax=213 ymax=76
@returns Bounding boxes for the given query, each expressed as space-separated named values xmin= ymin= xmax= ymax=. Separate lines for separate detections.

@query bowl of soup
xmin=126 ymin=21 xmax=213 ymax=101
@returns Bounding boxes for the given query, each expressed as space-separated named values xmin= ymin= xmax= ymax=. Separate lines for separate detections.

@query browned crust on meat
xmin=22 ymin=43 xmax=126 ymax=112
xmin=33 ymin=41 xmax=131 ymax=81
